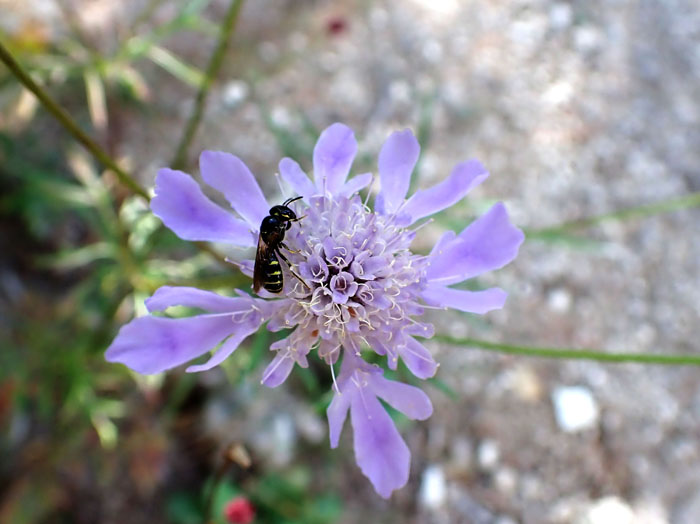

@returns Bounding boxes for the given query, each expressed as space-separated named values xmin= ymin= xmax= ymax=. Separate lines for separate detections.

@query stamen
xmin=402 ymin=342 xmax=435 ymax=363
xmin=409 ymin=217 xmax=434 ymax=233
xmin=330 ymin=358 xmax=340 ymax=394
xmin=357 ymin=335 xmax=372 ymax=348
xmin=356 ymin=377 xmax=372 ymax=419
xmin=201 ymin=311 xmax=253 ymax=319
xmin=363 ymin=176 xmax=374 ymax=207
xmin=260 ymin=350 xmax=291 ymax=385
xmin=418 ymin=303 xmax=452 ymax=310
xmin=274 ymin=172 xmax=286 ymax=198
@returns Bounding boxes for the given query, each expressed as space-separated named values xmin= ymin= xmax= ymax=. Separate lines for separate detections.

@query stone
xmin=552 ymin=386 xmax=600 ymax=433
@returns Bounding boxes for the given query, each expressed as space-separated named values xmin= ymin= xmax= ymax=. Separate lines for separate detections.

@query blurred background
xmin=1 ymin=0 xmax=699 ymax=523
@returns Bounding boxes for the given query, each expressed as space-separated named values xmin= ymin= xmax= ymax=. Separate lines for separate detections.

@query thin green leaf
xmin=32 ymin=179 xmax=94 ymax=207
xmin=35 ymin=242 xmax=116 ymax=270
xmin=427 ymin=376 xmax=458 ymax=399
xmin=433 ymin=335 xmax=700 ymax=366
xmin=521 ymin=228 xmax=607 ymax=250
xmin=531 ymin=191 xmax=700 ymax=234
xmin=83 ymin=69 xmax=108 ymax=130
xmin=145 ymin=45 xmax=204 ymax=88
xmin=171 ymin=0 xmax=245 ymax=169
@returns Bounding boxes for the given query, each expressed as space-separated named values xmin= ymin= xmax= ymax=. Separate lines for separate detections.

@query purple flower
xmin=105 ymin=123 xmax=524 ymax=498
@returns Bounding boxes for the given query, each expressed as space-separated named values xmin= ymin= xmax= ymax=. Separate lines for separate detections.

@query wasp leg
xmin=275 ymin=248 xmax=310 ymax=290
xmin=279 ymin=241 xmax=301 ymax=254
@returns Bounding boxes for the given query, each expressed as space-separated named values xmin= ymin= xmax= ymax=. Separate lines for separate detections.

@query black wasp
xmin=253 ymin=196 xmax=309 ymax=294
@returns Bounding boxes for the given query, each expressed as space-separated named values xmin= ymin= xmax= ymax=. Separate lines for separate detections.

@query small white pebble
xmin=552 ymin=386 xmax=600 ymax=433
xmin=422 ymin=39 xmax=443 ymax=63
xmin=448 ymin=437 xmax=472 ymax=474
xmin=221 ymin=80 xmax=249 ymax=108
xmin=418 ymin=464 xmax=447 ymax=510
xmin=547 ymin=287 xmax=572 ymax=313
xmin=494 ymin=467 xmax=517 ymax=495
xmin=576 ymin=496 xmax=635 ymax=524
xmin=477 ymin=439 xmax=500 ymax=470
xmin=549 ymin=3 xmax=573 ymax=30
xmin=574 ymin=25 xmax=604 ymax=54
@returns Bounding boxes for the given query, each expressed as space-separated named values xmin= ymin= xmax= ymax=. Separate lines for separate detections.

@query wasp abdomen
xmin=262 ymin=252 xmax=284 ymax=293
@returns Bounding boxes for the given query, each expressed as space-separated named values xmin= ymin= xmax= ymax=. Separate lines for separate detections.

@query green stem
xmin=434 ymin=335 xmax=700 ymax=366
xmin=203 ymin=456 xmax=231 ymax=524
xmin=0 ymin=40 xmax=234 ymax=268
xmin=171 ymin=0 xmax=245 ymax=170
xmin=529 ymin=191 xmax=700 ymax=235
xmin=0 ymin=40 xmax=151 ymax=201
xmin=130 ymin=0 xmax=167 ymax=31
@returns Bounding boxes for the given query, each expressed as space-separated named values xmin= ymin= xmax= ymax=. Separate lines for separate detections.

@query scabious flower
xmin=105 ymin=123 xmax=524 ymax=498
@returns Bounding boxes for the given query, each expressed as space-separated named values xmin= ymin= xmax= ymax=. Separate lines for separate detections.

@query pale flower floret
xmin=105 ymin=123 xmax=524 ymax=498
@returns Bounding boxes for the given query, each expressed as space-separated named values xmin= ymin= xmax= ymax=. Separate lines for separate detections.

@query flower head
xmin=105 ymin=123 xmax=524 ymax=497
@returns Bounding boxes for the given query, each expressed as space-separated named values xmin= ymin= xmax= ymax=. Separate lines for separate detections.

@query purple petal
xmin=400 ymin=337 xmax=438 ymax=379
xmin=279 ymin=158 xmax=317 ymax=200
xmin=199 ymin=151 xmax=269 ymax=229
xmin=402 ymin=160 xmax=489 ymax=222
xmin=376 ymin=129 xmax=420 ymax=215
xmin=426 ymin=202 xmax=524 ymax=285
xmin=145 ymin=286 xmax=246 ymax=313
xmin=186 ymin=321 xmax=259 ymax=372
xmin=337 ymin=172 xmax=372 ymax=198
xmin=323 ymin=236 xmax=354 ymax=267
xmin=226 ymin=258 xmax=255 ymax=278
xmin=421 ymin=285 xmax=507 ymax=314
xmin=105 ymin=314 xmax=235 ymax=374
xmin=430 ymin=230 xmax=457 ymax=256
xmin=327 ymin=389 xmax=351 ymax=448
xmin=151 ymin=169 xmax=255 ymax=246
xmin=299 ymin=253 xmax=329 ymax=283
xmin=351 ymin=390 xmax=411 ymax=498
xmin=330 ymin=271 xmax=358 ymax=304
xmin=313 ymin=123 xmax=357 ymax=194
xmin=370 ymin=375 xmax=433 ymax=420
xmin=261 ymin=351 xmax=295 ymax=388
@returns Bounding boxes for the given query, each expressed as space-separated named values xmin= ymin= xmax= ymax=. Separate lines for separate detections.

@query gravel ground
xmin=4 ymin=0 xmax=700 ymax=522
xmin=193 ymin=2 xmax=700 ymax=521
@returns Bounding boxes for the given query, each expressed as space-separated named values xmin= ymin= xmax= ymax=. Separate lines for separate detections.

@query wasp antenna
xmin=282 ymin=195 xmax=303 ymax=207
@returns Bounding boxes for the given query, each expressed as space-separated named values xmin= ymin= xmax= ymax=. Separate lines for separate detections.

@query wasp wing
xmin=253 ymin=234 xmax=269 ymax=293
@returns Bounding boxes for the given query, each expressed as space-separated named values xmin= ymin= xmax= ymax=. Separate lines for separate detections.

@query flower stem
xmin=171 ymin=0 xmax=245 ymax=170
xmin=434 ymin=335 xmax=700 ymax=366
xmin=529 ymin=191 xmax=700 ymax=235
xmin=0 ymin=40 xmax=151 ymax=201
xmin=203 ymin=460 xmax=229 ymax=524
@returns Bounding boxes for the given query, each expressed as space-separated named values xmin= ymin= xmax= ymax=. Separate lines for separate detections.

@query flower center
xmin=274 ymin=195 xmax=430 ymax=349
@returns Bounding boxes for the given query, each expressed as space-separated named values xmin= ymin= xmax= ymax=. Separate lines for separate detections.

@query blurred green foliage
xmin=0 ymin=2 xmax=342 ymax=522
xmin=167 ymin=471 xmax=341 ymax=524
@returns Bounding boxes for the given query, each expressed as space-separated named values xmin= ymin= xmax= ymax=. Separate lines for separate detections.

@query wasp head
xmin=269 ymin=205 xmax=297 ymax=223
xmin=269 ymin=196 xmax=302 ymax=229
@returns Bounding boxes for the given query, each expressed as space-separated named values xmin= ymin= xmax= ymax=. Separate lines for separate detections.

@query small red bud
xmin=224 ymin=496 xmax=255 ymax=524
xmin=326 ymin=16 xmax=348 ymax=36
